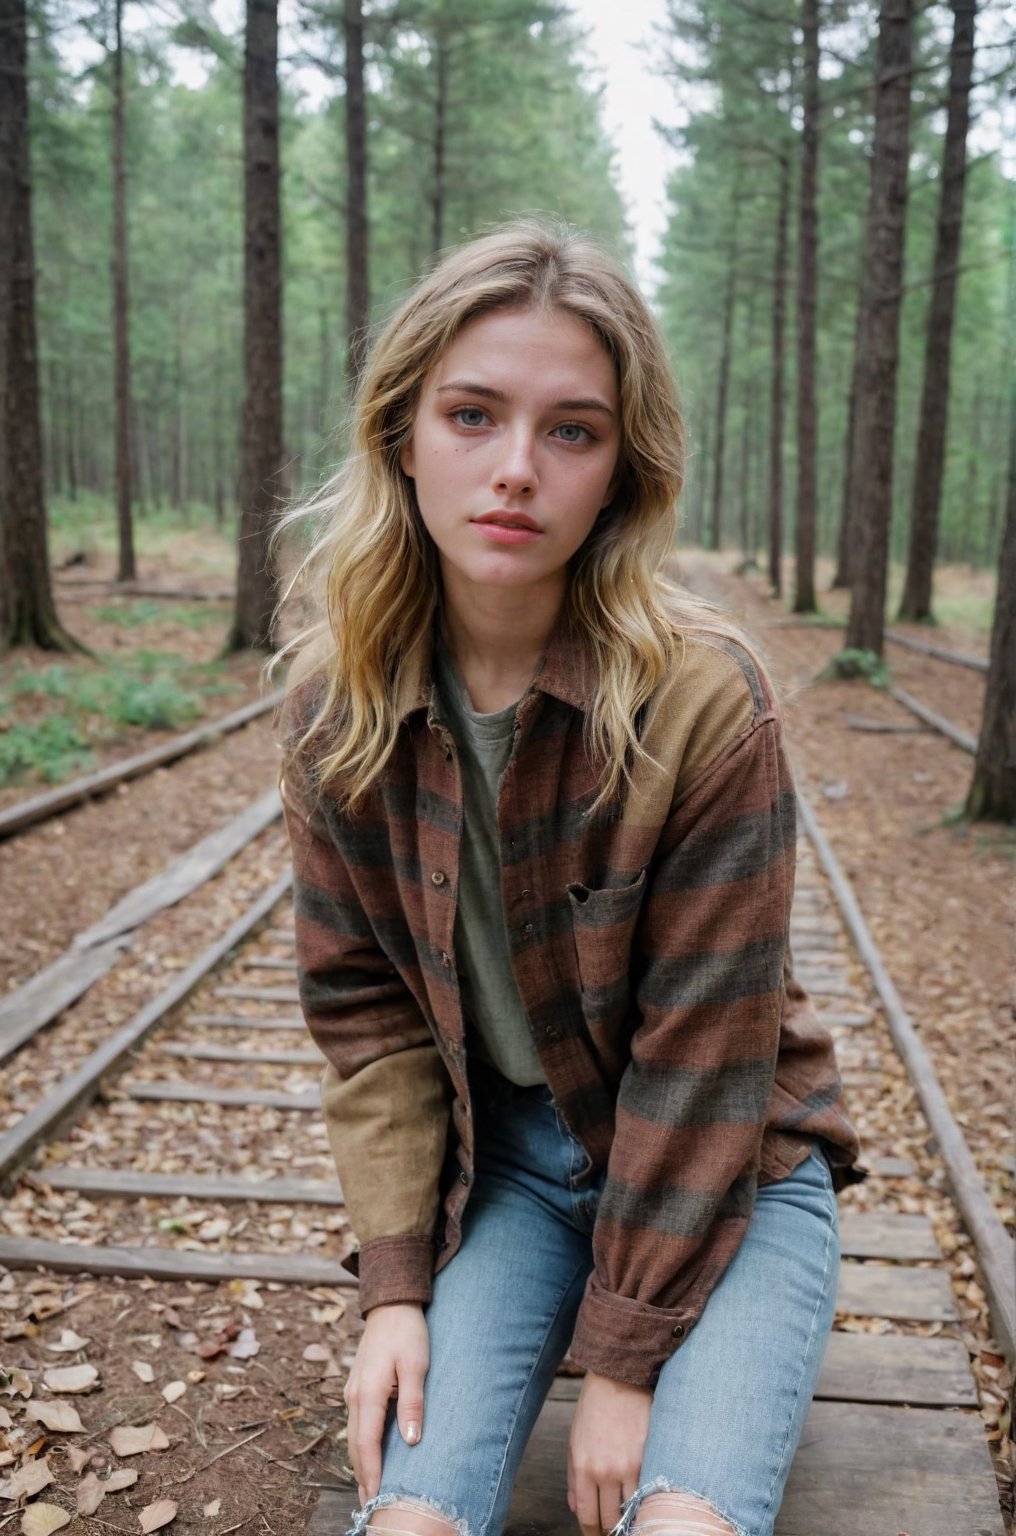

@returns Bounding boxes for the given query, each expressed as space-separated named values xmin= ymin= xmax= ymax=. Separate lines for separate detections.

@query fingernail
xmin=405 ymin=1421 xmax=420 ymax=1445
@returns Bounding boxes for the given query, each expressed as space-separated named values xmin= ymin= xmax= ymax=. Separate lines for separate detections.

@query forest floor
xmin=0 ymin=531 xmax=1012 ymax=1533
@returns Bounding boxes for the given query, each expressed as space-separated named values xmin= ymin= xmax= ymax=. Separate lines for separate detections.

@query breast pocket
xmin=566 ymin=870 xmax=647 ymax=1081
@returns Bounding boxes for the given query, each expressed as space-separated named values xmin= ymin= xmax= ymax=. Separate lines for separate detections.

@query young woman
xmin=276 ymin=221 xmax=863 ymax=1536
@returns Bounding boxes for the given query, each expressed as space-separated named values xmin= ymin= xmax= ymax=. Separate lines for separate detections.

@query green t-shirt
xmin=432 ymin=640 xmax=547 ymax=1087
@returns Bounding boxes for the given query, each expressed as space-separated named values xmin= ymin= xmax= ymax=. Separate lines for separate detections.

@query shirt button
xmin=441 ymin=951 xmax=452 ymax=968
xmin=459 ymin=1171 xmax=470 ymax=1185
xmin=521 ymin=888 xmax=533 ymax=898
xmin=522 ymin=922 xmax=533 ymax=937
xmin=672 ymin=1324 xmax=685 ymax=1339
xmin=431 ymin=871 xmax=446 ymax=886
xmin=544 ymin=1024 xmax=561 ymax=1043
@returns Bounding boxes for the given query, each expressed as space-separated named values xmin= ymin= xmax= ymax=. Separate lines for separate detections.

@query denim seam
xmin=478 ymin=1254 xmax=591 ymax=1536
xmin=607 ymin=1476 xmax=749 ymax=1536
xmin=756 ymin=1161 xmax=839 ymax=1533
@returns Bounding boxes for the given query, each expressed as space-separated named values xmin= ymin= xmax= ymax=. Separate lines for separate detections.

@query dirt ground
xmin=1 ymin=539 xmax=1013 ymax=1534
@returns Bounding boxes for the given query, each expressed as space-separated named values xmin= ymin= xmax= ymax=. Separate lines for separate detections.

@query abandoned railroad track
xmin=0 ymin=785 xmax=1011 ymax=1531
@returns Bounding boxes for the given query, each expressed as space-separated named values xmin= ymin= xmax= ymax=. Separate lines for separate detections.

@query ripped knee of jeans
xmin=344 ymin=1491 xmax=471 ymax=1536
xmin=607 ymin=1479 xmax=743 ymax=1536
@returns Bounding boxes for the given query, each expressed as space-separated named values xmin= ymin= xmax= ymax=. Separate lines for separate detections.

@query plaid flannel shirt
xmin=281 ymin=608 xmax=863 ymax=1390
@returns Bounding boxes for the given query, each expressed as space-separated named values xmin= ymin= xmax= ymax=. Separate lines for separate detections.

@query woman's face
xmin=400 ymin=305 xmax=621 ymax=606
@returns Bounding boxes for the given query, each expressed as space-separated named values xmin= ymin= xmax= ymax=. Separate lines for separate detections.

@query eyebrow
xmin=435 ymin=380 xmax=616 ymax=416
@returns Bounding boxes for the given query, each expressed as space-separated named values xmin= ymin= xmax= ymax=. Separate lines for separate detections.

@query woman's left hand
xmin=567 ymin=1369 xmax=653 ymax=1536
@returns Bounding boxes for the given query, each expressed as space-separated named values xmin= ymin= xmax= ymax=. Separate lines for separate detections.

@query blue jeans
xmin=346 ymin=1055 xmax=839 ymax=1536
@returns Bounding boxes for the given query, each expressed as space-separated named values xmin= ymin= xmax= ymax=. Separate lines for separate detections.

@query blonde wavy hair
xmin=272 ymin=217 xmax=762 ymax=815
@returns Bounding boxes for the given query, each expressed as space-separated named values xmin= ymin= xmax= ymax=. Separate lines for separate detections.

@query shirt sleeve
xmin=567 ymin=713 xmax=795 ymax=1390
xmin=281 ymin=768 xmax=453 ymax=1314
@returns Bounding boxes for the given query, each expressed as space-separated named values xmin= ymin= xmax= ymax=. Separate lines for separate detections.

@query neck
xmin=438 ymin=566 xmax=567 ymax=705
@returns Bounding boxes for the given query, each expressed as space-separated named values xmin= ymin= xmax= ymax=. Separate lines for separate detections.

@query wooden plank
xmin=777 ymin=1401 xmax=1004 ymax=1534
xmin=839 ymin=1211 xmax=941 ymax=1260
xmin=547 ymin=1334 xmax=978 ymax=1406
xmin=887 ymin=685 xmax=978 ymax=755
xmin=0 ymin=872 xmax=293 ymax=1183
xmin=794 ymin=975 xmax=854 ymax=997
xmin=243 ymin=957 xmax=299 ymax=972
xmin=124 ymin=1081 xmax=319 ymax=1111
xmin=0 ymin=1235 xmax=356 ymax=1287
xmin=214 ymin=985 xmax=301 ymax=1004
xmin=885 ymin=628 xmax=988 ymax=674
xmin=812 ymin=1333 xmax=978 ymax=1407
xmin=37 ymin=1166 xmax=344 ymax=1206
xmin=310 ymin=1399 xmax=1003 ymax=1536
xmin=0 ymin=690 xmax=283 ymax=841
xmin=837 ymin=1262 xmax=957 ymax=1321
xmin=0 ymin=937 xmax=129 ymax=1063
xmin=185 ymin=1014 xmax=305 ymax=1031
xmin=867 ymin=1154 xmax=918 ymax=1177
xmin=799 ymin=789 xmax=1015 ymax=1361
xmin=84 ymin=788 xmax=282 ymax=945
xmin=160 ymin=1043 xmax=321 ymax=1066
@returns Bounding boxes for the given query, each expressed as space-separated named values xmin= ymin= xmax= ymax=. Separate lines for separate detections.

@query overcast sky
xmin=567 ymin=0 xmax=680 ymax=290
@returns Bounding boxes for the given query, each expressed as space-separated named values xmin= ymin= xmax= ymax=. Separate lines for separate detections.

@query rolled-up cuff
xmin=350 ymin=1234 xmax=436 ymax=1316
xmin=568 ymin=1275 xmax=698 ymax=1391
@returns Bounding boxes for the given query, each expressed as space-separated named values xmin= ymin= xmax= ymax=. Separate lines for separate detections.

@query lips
xmin=472 ymin=511 xmax=541 ymax=532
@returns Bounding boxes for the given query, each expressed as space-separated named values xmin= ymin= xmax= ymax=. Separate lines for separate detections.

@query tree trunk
xmin=344 ymin=0 xmax=369 ymax=388
xmin=112 ymin=0 xmax=136 ymax=582
xmin=769 ymin=153 xmax=790 ymax=596
xmin=844 ymin=0 xmax=914 ymax=659
xmin=738 ymin=287 xmax=759 ymax=562
xmin=898 ymin=0 xmax=976 ymax=620
xmin=965 ymin=389 xmax=1015 ymax=821
xmin=227 ymin=0 xmax=283 ymax=655
xmin=711 ymin=205 xmax=740 ymax=552
xmin=793 ymin=0 xmax=820 ymax=613
xmin=0 ymin=0 xmax=83 ymax=652
xmin=431 ymin=30 xmax=448 ymax=257
xmin=831 ymin=284 xmax=864 ymax=589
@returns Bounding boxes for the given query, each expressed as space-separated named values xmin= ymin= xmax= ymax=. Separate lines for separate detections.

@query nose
xmin=492 ymin=428 xmax=538 ymax=498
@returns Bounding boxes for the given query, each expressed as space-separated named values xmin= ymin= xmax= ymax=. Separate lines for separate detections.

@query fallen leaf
xmin=0 ymin=1457 xmax=54 ymax=1498
xmin=105 ymin=1469 xmax=139 ymax=1492
xmin=132 ymin=1361 xmax=155 ymax=1384
xmin=20 ymin=1503 xmax=71 ymax=1535
xmin=0 ymin=1367 xmax=32 ymax=1398
xmin=76 ymin=1472 xmax=106 ymax=1516
xmin=44 ymin=1330 xmax=90 ymax=1354
xmin=0 ymin=1453 xmax=14 ymax=1469
xmin=161 ymin=1381 xmax=186 ymax=1404
xmin=26 ymin=1401 xmax=85 ymax=1434
xmin=202 ymin=1500 xmax=221 ymax=1517
xmin=302 ymin=1344 xmax=330 ymax=1362
xmin=0 ymin=1407 xmax=12 ymax=1428
xmin=227 ymin=1328 xmax=259 ymax=1360
xmin=139 ymin=1497 xmax=178 ymax=1531
xmin=42 ymin=1365 xmax=98 ymax=1394
xmin=185 ymin=1370 xmax=205 ymax=1385
xmin=311 ymin=1304 xmax=345 ymax=1325
xmin=108 ymin=1423 xmax=170 ymax=1456
xmin=64 ymin=1446 xmax=92 ymax=1473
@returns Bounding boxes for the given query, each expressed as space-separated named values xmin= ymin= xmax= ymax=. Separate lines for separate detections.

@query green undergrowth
xmin=0 ymin=652 xmax=240 ymax=788
xmin=819 ymin=648 xmax=891 ymax=689
xmin=90 ymin=599 xmax=225 ymax=630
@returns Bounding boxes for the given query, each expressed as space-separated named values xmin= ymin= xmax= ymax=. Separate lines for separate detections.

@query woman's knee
xmin=630 ymin=1488 xmax=738 ymax=1536
xmin=366 ymin=1498 xmax=464 ymax=1536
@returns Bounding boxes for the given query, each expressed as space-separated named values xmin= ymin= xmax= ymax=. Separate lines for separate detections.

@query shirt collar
xmin=393 ymin=602 xmax=597 ymax=724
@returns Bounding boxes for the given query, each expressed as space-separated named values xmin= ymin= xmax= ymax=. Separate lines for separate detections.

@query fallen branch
xmin=168 ymin=1423 xmax=269 ymax=1484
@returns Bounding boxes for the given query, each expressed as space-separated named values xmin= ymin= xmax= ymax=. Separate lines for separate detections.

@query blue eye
xmin=453 ymin=407 xmax=487 ymax=428
xmin=554 ymin=423 xmax=590 ymax=443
